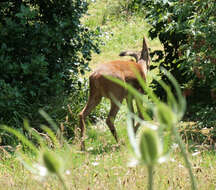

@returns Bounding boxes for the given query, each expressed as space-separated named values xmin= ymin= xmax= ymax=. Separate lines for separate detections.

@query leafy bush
xmin=91 ymin=0 xmax=145 ymax=24
xmin=118 ymin=0 xmax=145 ymax=15
xmin=0 ymin=1 xmax=100 ymax=129
xmin=142 ymin=0 xmax=216 ymax=104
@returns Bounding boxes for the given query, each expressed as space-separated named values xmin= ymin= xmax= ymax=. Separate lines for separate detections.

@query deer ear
xmin=140 ymin=36 xmax=149 ymax=60
xmin=142 ymin=36 xmax=149 ymax=52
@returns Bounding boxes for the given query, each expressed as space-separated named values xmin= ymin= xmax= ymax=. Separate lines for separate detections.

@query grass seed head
xmin=43 ymin=151 xmax=61 ymax=174
xmin=139 ymin=128 xmax=162 ymax=166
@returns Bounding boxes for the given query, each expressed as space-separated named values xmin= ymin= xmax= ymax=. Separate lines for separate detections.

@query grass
xmin=1 ymin=125 xmax=216 ymax=190
xmin=1 ymin=0 xmax=216 ymax=190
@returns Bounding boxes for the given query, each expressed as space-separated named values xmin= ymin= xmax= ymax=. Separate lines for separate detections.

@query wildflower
xmin=127 ymin=157 xmax=139 ymax=167
xmin=170 ymin=158 xmax=176 ymax=162
xmin=91 ymin=162 xmax=99 ymax=166
xmin=33 ymin=163 xmax=48 ymax=177
xmin=192 ymin=152 xmax=201 ymax=157
xmin=65 ymin=170 xmax=71 ymax=175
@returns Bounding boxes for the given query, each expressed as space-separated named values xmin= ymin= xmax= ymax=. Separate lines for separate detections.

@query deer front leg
xmin=134 ymin=98 xmax=146 ymax=133
xmin=79 ymin=113 xmax=86 ymax=151
xmin=126 ymin=94 xmax=135 ymax=130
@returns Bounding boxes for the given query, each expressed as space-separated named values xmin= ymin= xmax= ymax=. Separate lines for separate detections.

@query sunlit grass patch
xmin=0 ymin=112 xmax=216 ymax=190
xmin=83 ymin=0 xmax=162 ymax=68
xmin=1 ymin=144 xmax=216 ymax=190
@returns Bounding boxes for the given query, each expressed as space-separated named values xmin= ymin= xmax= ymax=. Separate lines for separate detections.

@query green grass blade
xmin=23 ymin=119 xmax=46 ymax=148
xmin=1 ymin=125 xmax=38 ymax=155
xmin=161 ymin=68 xmax=186 ymax=119
xmin=39 ymin=109 xmax=58 ymax=131
xmin=126 ymin=112 xmax=140 ymax=158
xmin=153 ymin=77 xmax=178 ymax=114
xmin=40 ymin=125 xmax=60 ymax=148
xmin=129 ymin=66 xmax=160 ymax=104
xmin=105 ymin=75 xmax=153 ymax=107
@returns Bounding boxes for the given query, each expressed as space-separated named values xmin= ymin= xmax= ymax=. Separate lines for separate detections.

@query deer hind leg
xmin=79 ymin=92 xmax=102 ymax=151
xmin=106 ymin=98 xmax=123 ymax=143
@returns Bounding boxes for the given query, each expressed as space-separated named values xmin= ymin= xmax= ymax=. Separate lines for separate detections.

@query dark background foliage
xmin=123 ymin=0 xmax=216 ymax=102
xmin=142 ymin=0 xmax=216 ymax=102
xmin=0 ymin=0 xmax=100 ymax=142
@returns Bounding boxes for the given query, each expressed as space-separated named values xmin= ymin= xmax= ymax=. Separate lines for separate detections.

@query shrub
xmin=142 ymin=0 xmax=216 ymax=104
xmin=0 ymin=1 xmax=100 ymax=129
xmin=118 ymin=0 xmax=145 ymax=15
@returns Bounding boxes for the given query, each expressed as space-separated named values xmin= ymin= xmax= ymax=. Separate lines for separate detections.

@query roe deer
xmin=79 ymin=36 xmax=150 ymax=151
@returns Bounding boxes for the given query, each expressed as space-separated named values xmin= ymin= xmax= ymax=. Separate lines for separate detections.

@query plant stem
xmin=173 ymin=127 xmax=197 ymax=190
xmin=56 ymin=172 xmax=68 ymax=190
xmin=147 ymin=165 xmax=154 ymax=190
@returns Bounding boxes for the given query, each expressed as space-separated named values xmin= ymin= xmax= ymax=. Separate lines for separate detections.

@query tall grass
xmin=0 ymin=67 xmax=198 ymax=190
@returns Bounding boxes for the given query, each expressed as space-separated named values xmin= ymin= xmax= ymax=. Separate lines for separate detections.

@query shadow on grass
xmin=87 ymin=142 xmax=122 ymax=155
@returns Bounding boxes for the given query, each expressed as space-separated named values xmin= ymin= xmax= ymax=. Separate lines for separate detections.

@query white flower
xmin=87 ymin=147 xmax=94 ymax=151
xmin=158 ymin=156 xmax=168 ymax=164
xmin=192 ymin=151 xmax=201 ymax=157
xmin=170 ymin=158 xmax=176 ymax=162
xmin=178 ymin=164 xmax=184 ymax=168
xmin=91 ymin=162 xmax=99 ymax=166
xmin=65 ymin=170 xmax=71 ymax=175
xmin=171 ymin=143 xmax=179 ymax=150
xmin=127 ymin=158 xmax=139 ymax=167
xmin=33 ymin=163 xmax=48 ymax=177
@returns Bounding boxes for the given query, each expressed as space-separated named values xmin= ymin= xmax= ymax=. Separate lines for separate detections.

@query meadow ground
xmin=1 ymin=122 xmax=216 ymax=190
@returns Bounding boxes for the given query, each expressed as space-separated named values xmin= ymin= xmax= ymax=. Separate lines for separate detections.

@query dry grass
xmin=1 ymin=132 xmax=216 ymax=190
xmin=0 ymin=119 xmax=216 ymax=190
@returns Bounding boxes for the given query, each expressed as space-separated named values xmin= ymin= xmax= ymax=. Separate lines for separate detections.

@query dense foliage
xmin=142 ymin=0 xmax=216 ymax=104
xmin=0 ymin=0 xmax=100 ymax=129
xmin=118 ymin=0 xmax=145 ymax=15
